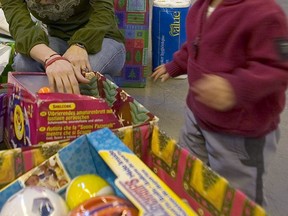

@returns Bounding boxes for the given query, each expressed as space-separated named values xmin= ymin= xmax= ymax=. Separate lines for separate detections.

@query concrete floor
xmin=124 ymin=1 xmax=288 ymax=215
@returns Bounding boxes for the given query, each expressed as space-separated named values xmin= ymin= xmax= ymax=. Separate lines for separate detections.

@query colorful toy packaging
xmin=4 ymin=72 xmax=157 ymax=148
xmin=0 ymin=125 xmax=267 ymax=215
xmin=114 ymin=0 xmax=150 ymax=87
xmin=0 ymin=128 xmax=197 ymax=215
xmin=0 ymin=92 xmax=6 ymax=146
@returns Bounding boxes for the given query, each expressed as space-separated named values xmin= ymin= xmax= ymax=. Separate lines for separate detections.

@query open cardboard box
xmin=4 ymin=72 xmax=158 ymax=148
xmin=0 ymin=127 xmax=197 ymax=215
xmin=0 ymin=125 xmax=266 ymax=215
xmin=0 ymin=89 xmax=7 ymax=146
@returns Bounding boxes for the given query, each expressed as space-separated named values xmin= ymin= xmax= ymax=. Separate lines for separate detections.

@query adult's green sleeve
xmin=1 ymin=0 xmax=49 ymax=56
xmin=68 ymin=0 xmax=123 ymax=54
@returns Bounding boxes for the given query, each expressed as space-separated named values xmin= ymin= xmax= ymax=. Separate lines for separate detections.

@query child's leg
xmin=201 ymin=128 xmax=279 ymax=206
xmin=178 ymin=106 xmax=209 ymax=164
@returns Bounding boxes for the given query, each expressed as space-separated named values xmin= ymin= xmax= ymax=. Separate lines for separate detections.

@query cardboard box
xmin=0 ymin=86 xmax=7 ymax=147
xmin=0 ymin=125 xmax=266 ymax=215
xmin=4 ymin=72 xmax=158 ymax=148
xmin=0 ymin=128 xmax=197 ymax=215
xmin=115 ymin=125 xmax=267 ymax=216
xmin=114 ymin=0 xmax=150 ymax=87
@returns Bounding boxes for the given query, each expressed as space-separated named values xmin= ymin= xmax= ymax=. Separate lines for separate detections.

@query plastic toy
xmin=68 ymin=195 xmax=139 ymax=216
xmin=38 ymin=86 xmax=51 ymax=93
xmin=0 ymin=186 xmax=68 ymax=216
xmin=66 ymin=174 xmax=114 ymax=210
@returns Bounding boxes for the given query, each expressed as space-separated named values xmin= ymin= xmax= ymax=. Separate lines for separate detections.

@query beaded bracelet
xmin=44 ymin=53 xmax=61 ymax=65
xmin=45 ymin=56 xmax=71 ymax=70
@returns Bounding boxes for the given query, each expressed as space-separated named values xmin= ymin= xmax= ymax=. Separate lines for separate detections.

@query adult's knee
xmin=13 ymin=54 xmax=44 ymax=72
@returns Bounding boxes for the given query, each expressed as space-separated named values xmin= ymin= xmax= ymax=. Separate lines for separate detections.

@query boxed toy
xmin=114 ymin=0 xmax=150 ymax=87
xmin=0 ymin=128 xmax=197 ymax=215
xmin=4 ymin=72 xmax=158 ymax=148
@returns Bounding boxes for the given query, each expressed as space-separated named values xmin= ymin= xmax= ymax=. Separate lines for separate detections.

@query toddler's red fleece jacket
xmin=165 ymin=0 xmax=288 ymax=137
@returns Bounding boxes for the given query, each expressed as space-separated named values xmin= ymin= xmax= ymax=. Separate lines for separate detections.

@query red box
xmin=5 ymin=72 xmax=157 ymax=148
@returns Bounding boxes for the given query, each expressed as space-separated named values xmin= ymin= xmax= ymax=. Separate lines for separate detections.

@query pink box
xmin=5 ymin=72 xmax=157 ymax=148
xmin=0 ymin=90 xmax=7 ymax=146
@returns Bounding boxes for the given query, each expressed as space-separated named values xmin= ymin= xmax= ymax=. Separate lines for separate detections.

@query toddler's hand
xmin=151 ymin=64 xmax=171 ymax=82
xmin=191 ymin=74 xmax=236 ymax=111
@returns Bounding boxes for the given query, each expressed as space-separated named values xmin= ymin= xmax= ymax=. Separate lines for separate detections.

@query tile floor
xmin=124 ymin=1 xmax=288 ymax=215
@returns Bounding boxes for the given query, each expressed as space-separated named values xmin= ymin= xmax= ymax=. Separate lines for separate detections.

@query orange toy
xmin=68 ymin=195 xmax=139 ymax=216
xmin=38 ymin=87 xmax=51 ymax=93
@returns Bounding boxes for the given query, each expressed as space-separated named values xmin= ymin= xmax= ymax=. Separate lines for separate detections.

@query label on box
xmin=36 ymin=97 xmax=121 ymax=143
xmin=99 ymin=150 xmax=197 ymax=216
xmin=6 ymin=82 xmax=121 ymax=147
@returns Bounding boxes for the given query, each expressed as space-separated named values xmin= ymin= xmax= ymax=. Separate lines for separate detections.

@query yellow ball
xmin=66 ymin=174 xmax=114 ymax=210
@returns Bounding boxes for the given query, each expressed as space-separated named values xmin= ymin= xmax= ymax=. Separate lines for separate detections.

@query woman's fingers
xmin=53 ymin=75 xmax=65 ymax=93
xmin=46 ymin=60 xmax=81 ymax=94
xmin=73 ymin=65 xmax=90 ymax=84
xmin=47 ymin=72 xmax=56 ymax=93
xmin=67 ymin=73 xmax=80 ymax=94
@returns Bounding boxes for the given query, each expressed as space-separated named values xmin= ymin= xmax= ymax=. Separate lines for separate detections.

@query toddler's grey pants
xmin=179 ymin=106 xmax=279 ymax=207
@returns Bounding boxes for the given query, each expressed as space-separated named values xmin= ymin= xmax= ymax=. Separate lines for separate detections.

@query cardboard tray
xmin=0 ymin=125 xmax=267 ymax=216
xmin=0 ymin=127 xmax=197 ymax=215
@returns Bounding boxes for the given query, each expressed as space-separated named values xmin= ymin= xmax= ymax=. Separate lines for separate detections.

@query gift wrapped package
xmin=113 ymin=0 xmax=150 ymax=87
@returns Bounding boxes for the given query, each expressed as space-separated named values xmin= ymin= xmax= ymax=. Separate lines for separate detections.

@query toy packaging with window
xmin=4 ymin=72 xmax=158 ymax=148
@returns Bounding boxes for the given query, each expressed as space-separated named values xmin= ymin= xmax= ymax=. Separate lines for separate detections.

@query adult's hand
xmin=45 ymin=56 xmax=80 ymax=94
xmin=30 ymin=43 xmax=88 ymax=94
xmin=63 ymin=45 xmax=91 ymax=84
xmin=151 ymin=64 xmax=171 ymax=82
